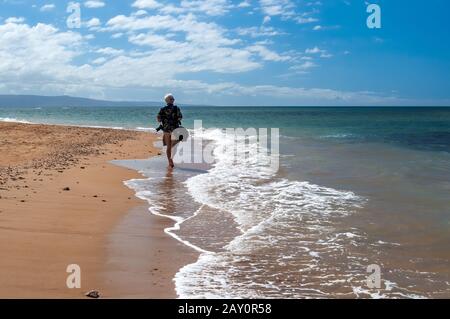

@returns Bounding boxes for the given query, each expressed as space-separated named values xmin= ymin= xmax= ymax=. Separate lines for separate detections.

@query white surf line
xmin=0 ymin=117 xmax=157 ymax=132
xmin=0 ymin=117 xmax=33 ymax=124
xmin=150 ymin=204 xmax=212 ymax=254
xmin=127 ymin=184 xmax=212 ymax=254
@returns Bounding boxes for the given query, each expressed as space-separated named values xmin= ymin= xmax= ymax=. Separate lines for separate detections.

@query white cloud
xmin=86 ymin=18 xmax=101 ymax=28
xmin=259 ymin=0 xmax=321 ymax=26
xmin=0 ymin=22 xmax=85 ymax=90
xmin=237 ymin=0 xmax=251 ymax=8
xmin=128 ymin=32 xmax=184 ymax=49
xmin=312 ymin=24 xmax=341 ymax=31
xmin=159 ymin=0 xmax=231 ymax=16
xmin=92 ymin=57 xmax=107 ymax=65
xmin=133 ymin=10 xmax=148 ymax=16
xmin=96 ymin=47 xmax=125 ymax=56
xmin=290 ymin=61 xmax=317 ymax=71
xmin=40 ymin=4 xmax=55 ymax=12
xmin=106 ymin=13 xmax=240 ymax=47
xmin=102 ymin=12 xmax=283 ymax=76
xmin=0 ymin=16 xmax=413 ymax=105
xmin=259 ymin=0 xmax=295 ymax=18
xmin=230 ymin=85 xmax=389 ymax=104
xmin=247 ymin=45 xmax=290 ymax=62
xmin=296 ymin=17 xmax=318 ymax=24
xmin=5 ymin=17 xmax=25 ymax=24
xmin=320 ymin=52 xmax=332 ymax=58
xmin=305 ymin=46 xmax=323 ymax=54
xmin=84 ymin=1 xmax=105 ymax=9
xmin=304 ymin=46 xmax=332 ymax=58
xmin=235 ymin=25 xmax=284 ymax=37
xmin=132 ymin=0 xmax=161 ymax=9
xmin=111 ymin=32 xmax=123 ymax=39
xmin=0 ymin=10 xmax=298 ymax=96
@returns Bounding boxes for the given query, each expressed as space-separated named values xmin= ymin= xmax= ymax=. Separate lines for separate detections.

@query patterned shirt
xmin=157 ymin=104 xmax=183 ymax=133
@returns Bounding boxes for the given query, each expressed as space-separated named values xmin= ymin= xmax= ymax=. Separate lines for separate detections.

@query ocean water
xmin=2 ymin=106 xmax=450 ymax=298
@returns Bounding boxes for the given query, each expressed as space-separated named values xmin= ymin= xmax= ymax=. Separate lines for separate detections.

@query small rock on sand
xmin=63 ymin=187 xmax=70 ymax=191
xmin=85 ymin=290 xmax=100 ymax=299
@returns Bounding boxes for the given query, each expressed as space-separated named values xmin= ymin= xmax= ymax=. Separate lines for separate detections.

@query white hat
xmin=164 ymin=93 xmax=174 ymax=103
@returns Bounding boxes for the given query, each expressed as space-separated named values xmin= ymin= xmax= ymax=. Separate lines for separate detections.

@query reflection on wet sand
xmin=158 ymin=168 xmax=176 ymax=216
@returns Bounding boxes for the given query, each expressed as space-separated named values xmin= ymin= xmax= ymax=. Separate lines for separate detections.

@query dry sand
xmin=0 ymin=122 xmax=197 ymax=298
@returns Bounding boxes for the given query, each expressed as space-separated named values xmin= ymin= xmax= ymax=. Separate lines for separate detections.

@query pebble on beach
xmin=85 ymin=290 xmax=100 ymax=299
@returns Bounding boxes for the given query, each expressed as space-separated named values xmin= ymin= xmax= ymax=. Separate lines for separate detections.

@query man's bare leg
xmin=164 ymin=133 xmax=175 ymax=168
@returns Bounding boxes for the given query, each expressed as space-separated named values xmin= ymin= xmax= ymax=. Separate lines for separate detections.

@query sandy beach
xmin=0 ymin=122 xmax=197 ymax=298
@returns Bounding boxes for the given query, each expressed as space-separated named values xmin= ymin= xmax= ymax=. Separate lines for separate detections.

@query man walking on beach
xmin=157 ymin=93 xmax=183 ymax=168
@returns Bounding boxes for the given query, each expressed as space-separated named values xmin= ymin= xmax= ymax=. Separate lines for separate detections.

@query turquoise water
xmin=2 ymin=106 xmax=450 ymax=298
xmin=2 ymin=106 xmax=449 ymax=152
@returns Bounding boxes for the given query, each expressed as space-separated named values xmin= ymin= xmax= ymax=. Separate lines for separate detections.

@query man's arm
xmin=157 ymin=108 xmax=162 ymax=123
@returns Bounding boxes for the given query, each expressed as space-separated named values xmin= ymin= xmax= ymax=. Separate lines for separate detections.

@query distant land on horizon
xmin=1 ymin=95 xmax=449 ymax=108
xmin=0 ymin=95 xmax=206 ymax=108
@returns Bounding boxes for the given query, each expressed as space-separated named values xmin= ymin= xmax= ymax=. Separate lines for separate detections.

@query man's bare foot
xmin=168 ymin=159 xmax=175 ymax=168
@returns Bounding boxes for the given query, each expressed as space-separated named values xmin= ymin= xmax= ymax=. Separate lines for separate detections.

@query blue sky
xmin=0 ymin=0 xmax=449 ymax=105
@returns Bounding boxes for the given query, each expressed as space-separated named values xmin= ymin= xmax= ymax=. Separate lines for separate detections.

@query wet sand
xmin=0 ymin=122 xmax=196 ymax=298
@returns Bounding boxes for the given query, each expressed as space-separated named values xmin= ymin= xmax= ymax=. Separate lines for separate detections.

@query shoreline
xmin=0 ymin=122 xmax=196 ymax=298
